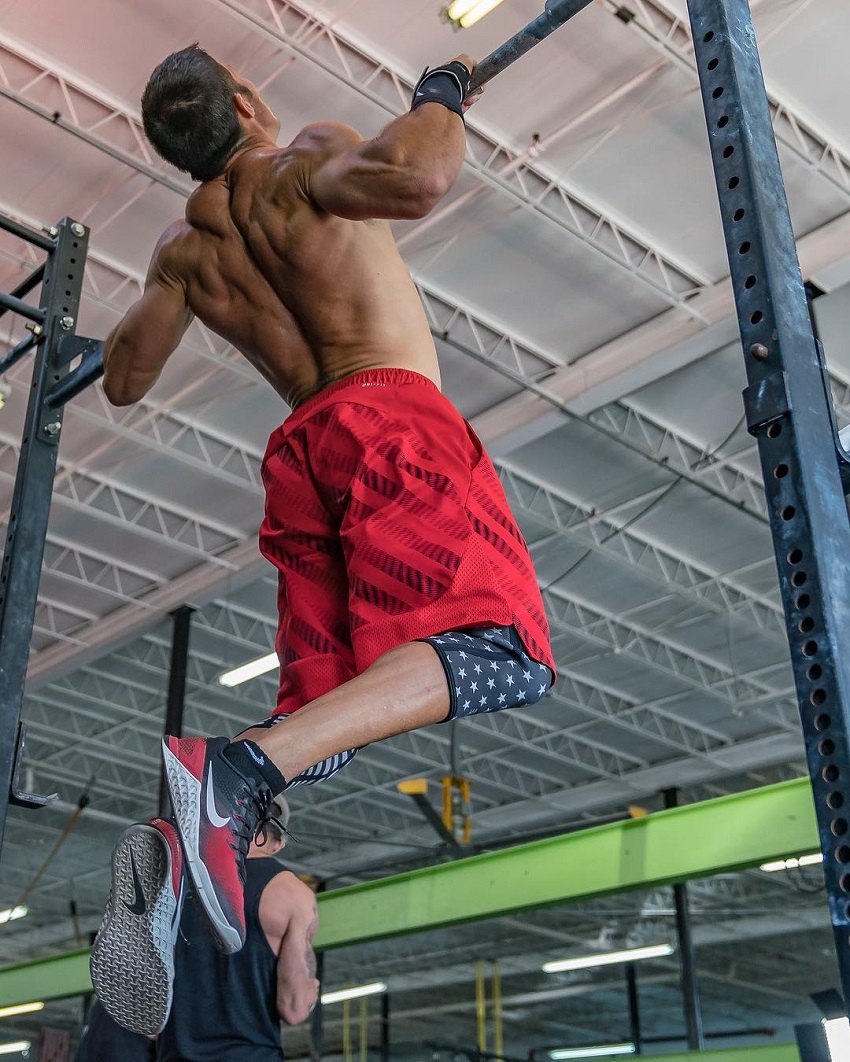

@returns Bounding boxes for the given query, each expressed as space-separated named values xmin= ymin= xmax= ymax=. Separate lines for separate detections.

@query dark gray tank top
xmin=157 ymin=858 xmax=286 ymax=1061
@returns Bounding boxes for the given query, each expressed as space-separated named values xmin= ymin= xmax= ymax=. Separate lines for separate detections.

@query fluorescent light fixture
xmin=321 ymin=982 xmax=387 ymax=1005
xmin=550 ymin=1045 xmax=635 ymax=1060
xmin=0 ymin=907 xmax=27 ymax=925
xmin=446 ymin=0 xmax=506 ymax=28
xmin=824 ymin=1017 xmax=850 ymax=1060
xmin=543 ymin=943 xmax=674 ymax=974
xmin=0 ymin=1044 xmax=31 ymax=1057
xmin=0 ymin=1003 xmax=42 ymax=1019
xmin=218 ymin=652 xmax=278 ymax=688
xmin=760 ymin=852 xmax=824 ymax=873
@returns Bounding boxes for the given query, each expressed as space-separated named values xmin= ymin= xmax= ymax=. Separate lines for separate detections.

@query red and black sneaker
xmin=90 ymin=819 xmax=184 ymax=1035
xmin=161 ymin=735 xmax=273 ymax=954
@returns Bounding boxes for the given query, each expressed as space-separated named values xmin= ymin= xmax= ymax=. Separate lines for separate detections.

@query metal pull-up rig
xmin=0 ymin=215 xmax=103 ymax=825
xmin=1 ymin=0 xmax=850 ymax=1014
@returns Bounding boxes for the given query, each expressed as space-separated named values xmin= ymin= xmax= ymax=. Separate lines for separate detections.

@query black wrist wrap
xmin=410 ymin=61 xmax=471 ymax=119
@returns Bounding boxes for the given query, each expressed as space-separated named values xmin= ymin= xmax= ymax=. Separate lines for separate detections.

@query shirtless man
xmin=97 ymin=43 xmax=554 ymax=1023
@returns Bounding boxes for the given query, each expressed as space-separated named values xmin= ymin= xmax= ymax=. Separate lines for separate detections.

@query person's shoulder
xmin=261 ymin=866 xmax=313 ymax=900
xmin=258 ymin=868 xmax=317 ymax=929
xmin=150 ymin=218 xmax=195 ymax=285
xmin=292 ymin=122 xmax=365 ymax=155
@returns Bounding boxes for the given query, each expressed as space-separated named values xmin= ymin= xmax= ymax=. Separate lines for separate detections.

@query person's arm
xmin=266 ymin=875 xmax=320 ymax=1025
xmin=307 ymin=55 xmax=478 ymax=221
xmin=102 ymin=223 xmax=194 ymax=406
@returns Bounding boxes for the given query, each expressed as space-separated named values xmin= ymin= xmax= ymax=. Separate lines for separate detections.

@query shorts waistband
xmin=287 ymin=369 xmax=440 ymax=427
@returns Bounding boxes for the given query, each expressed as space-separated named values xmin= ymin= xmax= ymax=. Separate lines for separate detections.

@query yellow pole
xmin=492 ymin=960 xmax=503 ymax=1060
xmin=360 ymin=996 xmax=368 ymax=1062
xmin=343 ymin=997 xmax=351 ymax=1062
xmin=475 ymin=960 xmax=487 ymax=1055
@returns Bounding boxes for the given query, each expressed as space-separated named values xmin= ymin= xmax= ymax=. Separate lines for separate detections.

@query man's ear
xmin=234 ymin=92 xmax=255 ymax=119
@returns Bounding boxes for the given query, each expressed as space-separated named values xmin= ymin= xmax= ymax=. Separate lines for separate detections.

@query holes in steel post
xmin=788 ymin=547 xmax=803 ymax=565
xmin=838 ymin=845 xmax=850 ymax=864
xmin=824 ymin=764 xmax=840 ymax=783
xmin=708 ymin=57 xmax=719 ymax=70
xmin=798 ymin=616 xmax=814 ymax=634
xmin=722 ymin=145 xmax=735 ymax=158
xmin=803 ymin=640 xmax=819 ymax=657
xmin=782 ymin=505 xmax=796 ymax=521
xmin=808 ymin=663 xmax=822 ymax=681
xmin=832 ymin=818 xmax=848 ymax=836
xmin=767 ymin=423 xmax=782 ymax=439
xmin=751 ymin=310 xmax=763 ymax=324
xmin=739 ymin=241 xmax=751 ymax=255
xmin=712 ymin=86 xmax=724 ymax=99
xmin=728 ymin=176 xmax=740 ymax=189
xmin=811 ymin=688 xmax=827 ymax=706
xmin=830 ymin=793 xmax=846 ymax=811
xmin=745 ymin=275 xmax=757 ymax=290
xmin=791 ymin=571 xmax=807 ymax=587
xmin=773 ymin=463 xmax=789 ymax=478
xmin=733 ymin=208 xmax=746 ymax=222
xmin=703 ymin=30 xmax=715 ymax=42
xmin=815 ymin=714 xmax=832 ymax=731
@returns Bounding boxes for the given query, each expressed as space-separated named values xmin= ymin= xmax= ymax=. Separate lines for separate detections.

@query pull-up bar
xmin=468 ymin=0 xmax=594 ymax=94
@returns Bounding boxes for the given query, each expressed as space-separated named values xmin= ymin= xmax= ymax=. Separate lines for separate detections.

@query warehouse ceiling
xmin=0 ymin=0 xmax=849 ymax=1056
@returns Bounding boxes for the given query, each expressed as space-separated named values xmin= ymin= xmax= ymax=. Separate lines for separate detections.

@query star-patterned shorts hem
xmin=418 ymin=625 xmax=553 ymax=721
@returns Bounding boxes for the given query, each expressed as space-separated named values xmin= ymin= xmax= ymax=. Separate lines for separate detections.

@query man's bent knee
xmin=418 ymin=626 xmax=553 ymax=721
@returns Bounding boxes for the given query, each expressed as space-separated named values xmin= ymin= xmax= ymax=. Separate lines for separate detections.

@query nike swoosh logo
xmin=205 ymin=770 xmax=231 ymax=829
xmin=123 ymin=852 xmax=146 ymax=916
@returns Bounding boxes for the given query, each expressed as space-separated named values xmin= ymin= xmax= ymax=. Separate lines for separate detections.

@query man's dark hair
xmin=141 ymin=44 xmax=247 ymax=183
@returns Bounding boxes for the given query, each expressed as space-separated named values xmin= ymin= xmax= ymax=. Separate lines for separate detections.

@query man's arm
xmin=102 ymin=223 xmax=194 ymax=406
xmin=307 ymin=55 xmax=478 ymax=221
xmin=266 ymin=875 xmax=320 ymax=1025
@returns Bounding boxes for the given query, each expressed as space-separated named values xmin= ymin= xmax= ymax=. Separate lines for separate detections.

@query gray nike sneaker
xmin=90 ymin=820 xmax=185 ymax=1035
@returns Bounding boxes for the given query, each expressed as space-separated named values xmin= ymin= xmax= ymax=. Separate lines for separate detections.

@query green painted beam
xmin=649 ymin=1047 xmax=799 ymax=1062
xmin=316 ymin=776 xmax=817 ymax=948
xmin=0 ymin=948 xmax=91 ymax=1008
xmin=0 ymin=778 xmax=818 ymax=1004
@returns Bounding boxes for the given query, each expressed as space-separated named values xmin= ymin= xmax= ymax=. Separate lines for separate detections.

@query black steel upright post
xmin=0 ymin=218 xmax=88 ymax=851
xmin=687 ymin=0 xmax=850 ymax=1001
xmin=158 ymin=605 xmax=194 ymax=817
xmin=380 ymin=991 xmax=390 ymax=1062
xmin=662 ymin=789 xmax=704 ymax=1049
xmin=625 ymin=964 xmax=642 ymax=1054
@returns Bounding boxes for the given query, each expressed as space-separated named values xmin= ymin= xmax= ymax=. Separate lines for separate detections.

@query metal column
xmin=380 ymin=991 xmax=390 ymax=1062
xmin=0 ymin=217 xmax=89 ymax=850
xmin=158 ymin=606 xmax=194 ymax=817
xmin=662 ymin=789 xmax=704 ymax=1050
xmin=687 ymin=0 xmax=850 ymax=1000
xmin=625 ymin=964 xmax=642 ymax=1055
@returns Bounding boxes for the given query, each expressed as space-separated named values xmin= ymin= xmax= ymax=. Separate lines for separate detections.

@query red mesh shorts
xmin=259 ymin=368 xmax=555 ymax=716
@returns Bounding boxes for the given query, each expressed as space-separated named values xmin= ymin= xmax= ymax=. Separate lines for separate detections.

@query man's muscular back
xmin=143 ymin=124 xmax=441 ymax=410
xmin=103 ymin=49 xmax=474 ymax=409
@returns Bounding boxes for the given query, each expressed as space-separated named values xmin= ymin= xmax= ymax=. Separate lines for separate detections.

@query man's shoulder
xmin=290 ymin=122 xmax=364 ymax=157
xmin=149 ymin=218 xmax=196 ymax=286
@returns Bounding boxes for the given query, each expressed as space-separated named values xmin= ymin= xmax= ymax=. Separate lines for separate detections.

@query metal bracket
xmin=45 ymin=335 xmax=104 ymax=409
xmin=397 ymin=779 xmax=462 ymax=847
xmin=9 ymin=723 xmax=57 ymax=809
xmin=742 ymin=370 xmax=791 ymax=435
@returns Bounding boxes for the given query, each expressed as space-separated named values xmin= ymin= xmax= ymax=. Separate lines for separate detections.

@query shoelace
xmin=230 ymin=786 xmax=294 ymax=880
xmin=252 ymin=788 xmax=295 ymax=847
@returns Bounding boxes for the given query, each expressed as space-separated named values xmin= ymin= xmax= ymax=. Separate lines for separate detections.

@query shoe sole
xmin=162 ymin=739 xmax=242 ymax=954
xmin=90 ymin=824 xmax=179 ymax=1035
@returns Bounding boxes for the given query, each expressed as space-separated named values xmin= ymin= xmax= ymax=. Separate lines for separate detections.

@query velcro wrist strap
xmin=410 ymin=61 xmax=471 ymax=119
